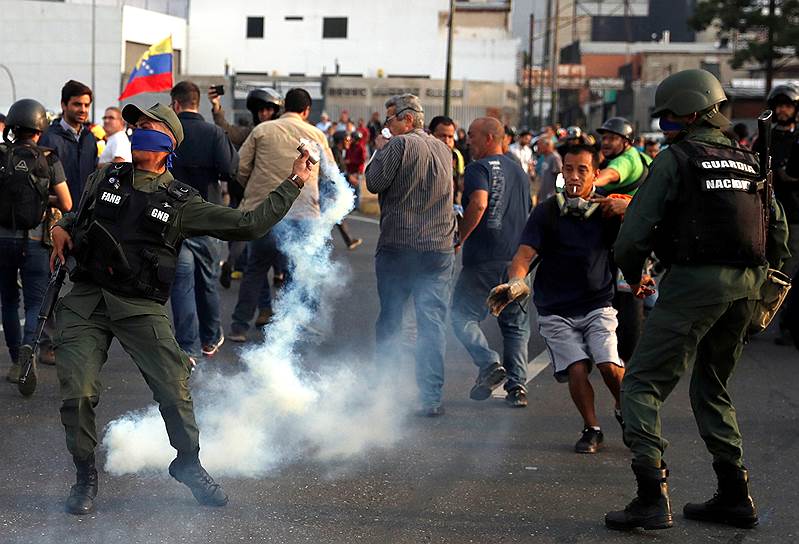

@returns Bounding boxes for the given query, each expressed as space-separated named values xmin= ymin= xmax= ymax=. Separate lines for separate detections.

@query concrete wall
xmin=186 ymin=0 xmax=518 ymax=82
xmin=322 ymin=76 xmax=519 ymax=128
xmin=0 ymin=0 xmax=122 ymax=117
xmin=0 ymin=1 xmax=188 ymax=121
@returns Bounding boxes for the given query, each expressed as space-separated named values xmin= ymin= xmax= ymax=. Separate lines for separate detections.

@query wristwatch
xmin=287 ymin=173 xmax=304 ymax=189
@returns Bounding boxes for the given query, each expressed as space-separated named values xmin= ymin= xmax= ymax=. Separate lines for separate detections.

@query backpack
xmin=0 ymin=142 xmax=51 ymax=230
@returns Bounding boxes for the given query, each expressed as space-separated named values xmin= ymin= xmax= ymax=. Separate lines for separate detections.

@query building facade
xmin=185 ymin=0 xmax=519 ymax=83
xmin=0 ymin=0 xmax=186 ymax=117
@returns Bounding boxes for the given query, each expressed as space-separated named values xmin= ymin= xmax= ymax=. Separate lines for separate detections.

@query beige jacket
xmin=238 ymin=112 xmax=333 ymax=219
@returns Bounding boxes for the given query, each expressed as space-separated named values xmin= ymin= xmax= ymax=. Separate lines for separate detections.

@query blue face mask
xmin=131 ymin=128 xmax=176 ymax=168
xmin=658 ymin=117 xmax=686 ymax=132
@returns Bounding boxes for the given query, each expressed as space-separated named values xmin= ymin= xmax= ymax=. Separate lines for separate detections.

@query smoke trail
xmin=103 ymin=144 xmax=411 ymax=477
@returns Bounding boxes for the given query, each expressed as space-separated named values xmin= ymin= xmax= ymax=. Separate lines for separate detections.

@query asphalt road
xmin=1 ymin=214 xmax=797 ymax=544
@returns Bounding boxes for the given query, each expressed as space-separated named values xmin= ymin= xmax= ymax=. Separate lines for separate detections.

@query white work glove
xmin=486 ymin=278 xmax=530 ymax=317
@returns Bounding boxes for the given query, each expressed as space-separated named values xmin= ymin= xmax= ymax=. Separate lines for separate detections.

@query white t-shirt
xmin=99 ymin=130 xmax=132 ymax=163
xmin=509 ymin=143 xmax=533 ymax=174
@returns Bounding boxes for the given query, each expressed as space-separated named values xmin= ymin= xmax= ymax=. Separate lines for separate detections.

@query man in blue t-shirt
xmin=452 ymin=117 xmax=532 ymax=407
xmin=488 ymin=144 xmax=627 ymax=453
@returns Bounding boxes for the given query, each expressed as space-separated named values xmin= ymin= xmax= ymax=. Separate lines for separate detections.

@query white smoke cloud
xmin=102 ymin=144 xmax=411 ymax=477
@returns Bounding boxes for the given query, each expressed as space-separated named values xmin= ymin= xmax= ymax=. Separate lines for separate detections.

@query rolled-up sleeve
xmin=366 ymin=138 xmax=405 ymax=194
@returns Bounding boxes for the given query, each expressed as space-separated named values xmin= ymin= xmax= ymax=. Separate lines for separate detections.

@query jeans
xmin=170 ymin=236 xmax=223 ymax=355
xmin=451 ymin=262 xmax=530 ymax=391
xmin=0 ymin=238 xmax=50 ymax=361
xmin=231 ymin=229 xmax=280 ymax=331
xmin=375 ymin=247 xmax=455 ymax=407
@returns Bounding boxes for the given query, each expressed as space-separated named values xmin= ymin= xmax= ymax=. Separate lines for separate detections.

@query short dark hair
xmin=429 ymin=115 xmax=455 ymax=134
xmin=171 ymin=81 xmax=201 ymax=109
xmin=564 ymin=144 xmax=601 ymax=169
xmin=61 ymin=80 xmax=93 ymax=105
xmin=284 ymin=88 xmax=312 ymax=113
xmin=0 ymin=113 xmax=6 ymax=123
xmin=733 ymin=122 xmax=749 ymax=139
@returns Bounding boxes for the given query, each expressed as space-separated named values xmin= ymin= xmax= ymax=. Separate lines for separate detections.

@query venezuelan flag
xmin=119 ymin=36 xmax=174 ymax=100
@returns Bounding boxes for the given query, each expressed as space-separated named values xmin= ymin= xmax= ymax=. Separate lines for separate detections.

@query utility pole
xmin=443 ymin=0 xmax=455 ymax=117
xmin=572 ymin=0 xmax=578 ymax=42
xmin=527 ymin=14 xmax=535 ymax=129
xmin=623 ymin=0 xmax=632 ymax=62
xmin=91 ymin=0 xmax=96 ymax=119
xmin=539 ymin=0 xmax=552 ymax=126
xmin=766 ymin=0 xmax=776 ymax=94
xmin=550 ymin=0 xmax=560 ymax=125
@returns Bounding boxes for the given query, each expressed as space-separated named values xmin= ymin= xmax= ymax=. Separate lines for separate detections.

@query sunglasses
xmin=384 ymin=107 xmax=421 ymax=126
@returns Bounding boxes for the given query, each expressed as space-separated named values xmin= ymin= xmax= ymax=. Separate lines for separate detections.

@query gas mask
xmin=555 ymin=173 xmax=600 ymax=219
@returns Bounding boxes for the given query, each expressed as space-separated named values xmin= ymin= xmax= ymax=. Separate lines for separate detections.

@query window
xmin=323 ymin=17 xmax=348 ymax=39
xmin=700 ymin=61 xmax=721 ymax=80
xmin=247 ymin=17 xmax=264 ymax=38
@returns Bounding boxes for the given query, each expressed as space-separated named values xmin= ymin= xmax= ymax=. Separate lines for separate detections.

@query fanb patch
xmin=99 ymin=190 xmax=124 ymax=206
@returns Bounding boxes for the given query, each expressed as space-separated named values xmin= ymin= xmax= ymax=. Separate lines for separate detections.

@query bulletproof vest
xmin=72 ymin=162 xmax=197 ymax=303
xmin=654 ymin=140 xmax=766 ymax=267
xmin=0 ymin=142 xmax=51 ymax=230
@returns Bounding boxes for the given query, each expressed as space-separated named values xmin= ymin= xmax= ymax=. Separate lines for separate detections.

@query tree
xmin=690 ymin=0 xmax=799 ymax=92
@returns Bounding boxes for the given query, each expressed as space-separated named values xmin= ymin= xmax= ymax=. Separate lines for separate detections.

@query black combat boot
xmin=683 ymin=461 xmax=758 ymax=528
xmin=65 ymin=454 xmax=98 ymax=515
xmin=605 ymin=461 xmax=673 ymax=530
xmin=169 ymin=453 xmax=229 ymax=507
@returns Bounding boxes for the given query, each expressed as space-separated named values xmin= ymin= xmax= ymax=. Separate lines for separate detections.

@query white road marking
xmin=491 ymin=349 xmax=550 ymax=398
xmin=348 ymin=214 xmax=380 ymax=225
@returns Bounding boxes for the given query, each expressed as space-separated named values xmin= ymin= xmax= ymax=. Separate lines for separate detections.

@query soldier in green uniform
xmin=49 ymin=103 xmax=313 ymax=515
xmin=604 ymin=70 xmax=791 ymax=530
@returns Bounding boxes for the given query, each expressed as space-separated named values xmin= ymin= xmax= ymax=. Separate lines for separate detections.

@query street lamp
xmin=443 ymin=0 xmax=455 ymax=117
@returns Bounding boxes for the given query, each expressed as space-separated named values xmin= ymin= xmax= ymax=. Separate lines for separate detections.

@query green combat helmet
xmin=651 ymin=69 xmax=730 ymax=127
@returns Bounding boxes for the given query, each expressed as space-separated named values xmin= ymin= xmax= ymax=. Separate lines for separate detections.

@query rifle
xmin=17 ymin=168 xmax=95 ymax=397
xmin=17 ymin=259 xmax=69 ymax=396
xmin=757 ymin=109 xmax=773 ymax=237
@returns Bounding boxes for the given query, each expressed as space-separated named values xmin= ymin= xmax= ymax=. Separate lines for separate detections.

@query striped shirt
xmin=366 ymin=129 xmax=455 ymax=252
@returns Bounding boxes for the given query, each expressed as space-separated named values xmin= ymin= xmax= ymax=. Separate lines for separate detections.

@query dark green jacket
xmin=614 ymin=126 xmax=791 ymax=307
xmin=56 ymin=166 xmax=299 ymax=320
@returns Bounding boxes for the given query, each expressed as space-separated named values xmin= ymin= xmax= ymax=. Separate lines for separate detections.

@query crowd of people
xmin=0 ymin=67 xmax=797 ymax=532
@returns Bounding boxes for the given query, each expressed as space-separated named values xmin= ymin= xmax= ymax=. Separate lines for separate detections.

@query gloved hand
xmin=486 ymin=278 xmax=531 ymax=317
